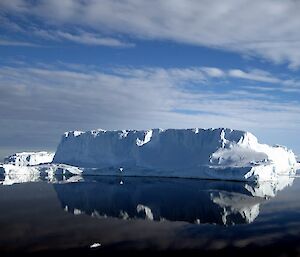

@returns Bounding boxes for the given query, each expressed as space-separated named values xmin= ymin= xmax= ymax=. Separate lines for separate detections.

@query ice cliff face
xmin=53 ymin=128 xmax=296 ymax=180
xmin=4 ymin=151 xmax=54 ymax=166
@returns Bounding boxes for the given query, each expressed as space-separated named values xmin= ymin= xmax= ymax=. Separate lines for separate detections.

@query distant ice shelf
xmin=0 ymin=128 xmax=297 ymax=182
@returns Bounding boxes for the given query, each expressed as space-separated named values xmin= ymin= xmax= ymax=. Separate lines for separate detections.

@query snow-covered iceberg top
xmin=52 ymin=128 xmax=297 ymax=181
xmin=4 ymin=151 xmax=54 ymax=166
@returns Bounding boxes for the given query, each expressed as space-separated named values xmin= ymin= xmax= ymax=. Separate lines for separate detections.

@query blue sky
xmin=0 ymin=0 xmax=300 ymax=159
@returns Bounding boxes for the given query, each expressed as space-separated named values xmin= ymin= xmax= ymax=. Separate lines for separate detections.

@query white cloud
xmin=56 ymin=31 xmax=134 ymax=47
xmin=0 ymin=62 xmax=300 ymax=154
xmin=228 ymin=69 xmax=281 ymax=84
xmin=33 ymin=29 xmax=134 ymax=47
xmin=226 ymin=69 xmax=300 ymax=90
xmin=2 ymin=0 xmax=300 ymax=67
xmin=0 ymin=63 xmax=299 ymax=129
xmin=0 ymin=39 xmax=40 ymax=47
xmin=201 ymin=67 xmax=225 ymax=78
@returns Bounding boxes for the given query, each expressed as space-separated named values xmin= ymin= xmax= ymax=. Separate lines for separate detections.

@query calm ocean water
xmin=0 ymin=174 xmax=300 ymax=256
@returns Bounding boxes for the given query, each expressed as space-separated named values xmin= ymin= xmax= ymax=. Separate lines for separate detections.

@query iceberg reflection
xmin=0 ymin=164 xmax=294 ymax=225
xmin=0 ymin=164 xmax=83 ymax=185
xmin=54 ymin=176 xmax=294 ymax=226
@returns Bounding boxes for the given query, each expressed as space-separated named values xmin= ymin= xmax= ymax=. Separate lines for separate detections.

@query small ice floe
xmin=73 ymin=208 xmax=82 ymax=215
xmin=137 ymin=204 xmax=154 ymax=220
xmin=195 ymin=219 xmax=201 ymax=224
xmin=90 ymin=243 xmax=101 ymax=248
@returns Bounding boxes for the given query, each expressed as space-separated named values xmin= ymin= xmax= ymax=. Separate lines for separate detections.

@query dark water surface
xmin=1 ymin=175 xmax=300 ymax=256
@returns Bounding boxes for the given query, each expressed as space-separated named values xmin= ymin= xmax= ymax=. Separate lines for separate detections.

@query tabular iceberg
xmin=52 ymin=128 xmax=297 ymax=181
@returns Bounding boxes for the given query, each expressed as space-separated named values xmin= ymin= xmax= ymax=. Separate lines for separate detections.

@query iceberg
xmin=4 ymin=151 xmax=54 ymax=166
xmin=52 ymin=128 xmax=297 ymax=181
xmin=0 ymin=128 xmax=297 ymax=182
